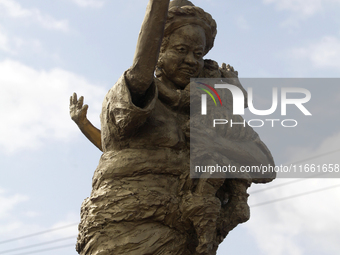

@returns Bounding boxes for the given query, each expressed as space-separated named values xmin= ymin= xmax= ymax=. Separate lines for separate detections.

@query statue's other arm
xmin=70 ymin=93 xmax=102 ymax=152
xmin=126 ymin=0 xmax=170 ymax=102
xmin=69 ymin=1 xmax=169 ymax=149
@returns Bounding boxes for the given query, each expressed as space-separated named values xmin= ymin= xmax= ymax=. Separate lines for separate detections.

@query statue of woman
xmin=70 ymin=1 xmax=275 ymax=254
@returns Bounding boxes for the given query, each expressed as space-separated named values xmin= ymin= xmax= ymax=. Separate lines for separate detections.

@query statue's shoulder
xmin=202 ymin=59 xmax=239 ymax=79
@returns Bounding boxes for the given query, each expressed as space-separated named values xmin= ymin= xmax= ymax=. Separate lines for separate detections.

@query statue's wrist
xmin=77 ymin=118 xmax=89 ymax=128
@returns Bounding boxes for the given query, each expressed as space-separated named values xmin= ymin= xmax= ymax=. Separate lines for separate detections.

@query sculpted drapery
xmin=70 ymin=1 xmax=275 ymax=254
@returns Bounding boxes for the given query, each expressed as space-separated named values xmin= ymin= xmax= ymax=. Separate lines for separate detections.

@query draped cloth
xmin=76 ymin=61 xmax=275 ymax=255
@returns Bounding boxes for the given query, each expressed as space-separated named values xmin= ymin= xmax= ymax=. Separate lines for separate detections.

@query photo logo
xmin=200 ymin=84 xmax=312 ymax=116
xmin=198 ymin=83 xmax=312 ymax=128
xmin=197 ymin=82 xmax=222 ymax=115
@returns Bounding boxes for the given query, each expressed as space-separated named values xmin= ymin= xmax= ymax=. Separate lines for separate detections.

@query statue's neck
xmin=158 ymin=74 xmax=178 ymax=90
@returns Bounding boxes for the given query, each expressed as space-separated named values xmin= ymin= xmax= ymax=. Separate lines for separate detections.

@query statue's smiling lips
xmin=179 ymin=67 xmax=197 ymax=76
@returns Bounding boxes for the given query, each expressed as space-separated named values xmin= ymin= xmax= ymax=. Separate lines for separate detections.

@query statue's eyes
xmin=195 ymin=52 xmax=203 ymax=58
xmin=177 ymin=47 xmax=187 ymax=53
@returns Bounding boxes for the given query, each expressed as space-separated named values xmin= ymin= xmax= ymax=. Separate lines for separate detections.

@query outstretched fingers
xmin=77 ymin=96 xmax=84 ymax=110
xmin=81 ymin=104 xmax=89 ymax=115
xmin=69 ymin=92 xmax=89 ymax=124
xmin=71 ymin=92 xmax=78 ymax=106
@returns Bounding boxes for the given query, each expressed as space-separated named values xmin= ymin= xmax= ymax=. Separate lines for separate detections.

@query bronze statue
xmin=70 ymin=0 xmax=275 ymax=254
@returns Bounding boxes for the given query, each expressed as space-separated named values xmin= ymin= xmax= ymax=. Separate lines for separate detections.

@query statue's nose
xmin=184 ymin=52 xmax=197 ymax=66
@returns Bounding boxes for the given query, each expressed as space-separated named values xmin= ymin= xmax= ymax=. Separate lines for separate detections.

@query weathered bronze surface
xmin=70 ymin=0 xmax=275 ymax=254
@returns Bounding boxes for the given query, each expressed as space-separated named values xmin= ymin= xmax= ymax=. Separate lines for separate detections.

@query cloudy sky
xmin=0 ymin=0 xmax=339 ymax=254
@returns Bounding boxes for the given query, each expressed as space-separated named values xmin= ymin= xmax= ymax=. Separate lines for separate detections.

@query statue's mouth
xmin=179 ymin=68 xmax=197 ymax=76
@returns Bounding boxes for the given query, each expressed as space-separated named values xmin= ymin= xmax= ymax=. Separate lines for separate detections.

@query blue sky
xmin=0 ymin=0 xmax=340 ymax=254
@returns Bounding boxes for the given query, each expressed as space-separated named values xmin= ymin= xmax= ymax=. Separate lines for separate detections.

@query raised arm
xmin=70 ymin=93 xmax=102 ymax=152
xmin=126 ymin=0 xmax=170 ymax=99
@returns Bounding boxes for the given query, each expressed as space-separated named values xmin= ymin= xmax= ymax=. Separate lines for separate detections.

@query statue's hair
xmin=161 ymin=5 xmax=217 ymax=55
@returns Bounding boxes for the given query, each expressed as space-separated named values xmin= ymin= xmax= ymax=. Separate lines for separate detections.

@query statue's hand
xmin=70 ymin=92 xmax=88 ymax=126
xmin=220 ymin=63 xmax=239 ymax=78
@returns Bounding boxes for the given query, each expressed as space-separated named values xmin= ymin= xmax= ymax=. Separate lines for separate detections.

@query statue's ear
xmin=155 ymin=66 xmax=163 ymax=78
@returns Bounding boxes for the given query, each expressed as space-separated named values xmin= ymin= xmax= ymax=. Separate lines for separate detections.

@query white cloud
xmin=247 ymin=131 xmax=340 ymax=255
xmin=263 ymin=0 xmax=340 ymax=28
xmin=0 ymin=59 xmax=107 ymax=153
xmin=285 ymin=131 xmax=340 ymax=165
xmin=0 ymin=0 xmax=69 ymax=31
xmin=248 ymin=179 xmax=340 ymax=255
xmin=0 ymin=189 xmax=28 ymax=218
xmin=48 ymin=212 xmax=79 ymax=239
xmin=0 ymin=187 xmax=78 ymax=249
xmin=0 ymin=188 xmax=34 ymax=241
xmin=70 ymin=0 xmax=105 ymax=8
xmin=24 ymin=211 xmax=41 ymax=218
xmin=0 ymin=25 xmax=45 ymax=56
xmin=291 ymin=36 xmax=340 ymax=71
xmin=263 ymin=0 xmax=324 ymax=16
xmin=0 ymin=26 xmax=11 ymax=52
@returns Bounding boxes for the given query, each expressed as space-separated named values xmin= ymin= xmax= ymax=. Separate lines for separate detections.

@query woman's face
xmin=160 ymin=24 xmax=206 ymax=89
